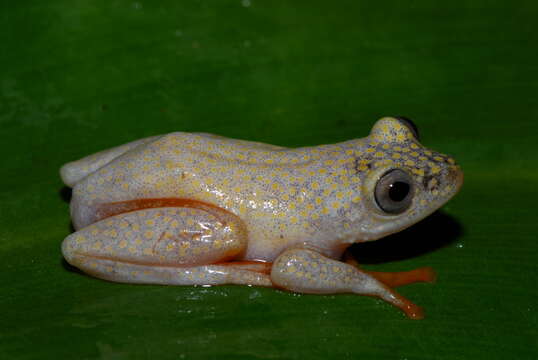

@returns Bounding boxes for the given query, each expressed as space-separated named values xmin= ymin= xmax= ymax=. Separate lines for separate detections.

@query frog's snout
xmin=448 ymin=165 xmax=464 ymax=191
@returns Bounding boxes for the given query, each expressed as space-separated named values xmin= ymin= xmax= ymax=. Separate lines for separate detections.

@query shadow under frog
xmin=58 ymin=117 xmax=464 ymax=319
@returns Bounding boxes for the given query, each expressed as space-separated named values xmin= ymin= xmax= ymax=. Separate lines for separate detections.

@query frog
xmin=60 ymin=116 xmax=463 ymax=319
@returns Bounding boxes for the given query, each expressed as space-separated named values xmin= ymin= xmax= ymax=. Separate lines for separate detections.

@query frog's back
xmin=66 ymin=132 xmax=308 ymax=228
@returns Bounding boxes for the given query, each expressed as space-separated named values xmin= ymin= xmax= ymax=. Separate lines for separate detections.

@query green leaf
xmin=1 ymin=1 xmax=536 ymax=359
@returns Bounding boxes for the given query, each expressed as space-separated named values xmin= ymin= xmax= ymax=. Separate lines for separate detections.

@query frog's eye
xmin=395 ymin=116 xmax=420 ymax=141
xmin=374 ymin=169 xmax=415 ymax=214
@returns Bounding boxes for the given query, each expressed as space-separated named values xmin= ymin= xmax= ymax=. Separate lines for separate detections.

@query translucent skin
xmin=61 ymin=117 xmax=463 ymax=319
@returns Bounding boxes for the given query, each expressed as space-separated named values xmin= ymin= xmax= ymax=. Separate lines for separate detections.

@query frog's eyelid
xmin=394 ymin=116 xmax=420 ymax=141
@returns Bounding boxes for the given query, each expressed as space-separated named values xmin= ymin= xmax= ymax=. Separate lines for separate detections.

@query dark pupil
xmin=388 ymin=182 xmax=410 ymax=202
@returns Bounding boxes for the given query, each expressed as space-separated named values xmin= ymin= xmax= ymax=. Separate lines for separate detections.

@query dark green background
xmin=1 ymin=1 xmax=536 ymax=359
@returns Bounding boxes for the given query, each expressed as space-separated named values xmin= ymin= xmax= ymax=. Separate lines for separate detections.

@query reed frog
xmin=61 ymin=117 xmax=463 ymax=319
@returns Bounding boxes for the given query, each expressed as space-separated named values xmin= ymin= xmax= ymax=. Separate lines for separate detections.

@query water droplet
xmin=456 ymin=243 xmax=464 ymax=249
xmin=241 ymin=0 xmax=251 ymax=7
xmin=132 ymin=2 xmax=142 ymax=10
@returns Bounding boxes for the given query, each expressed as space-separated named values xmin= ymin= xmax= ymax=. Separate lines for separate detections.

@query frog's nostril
xmin=447 ymin=166 xmax=463 ymax=185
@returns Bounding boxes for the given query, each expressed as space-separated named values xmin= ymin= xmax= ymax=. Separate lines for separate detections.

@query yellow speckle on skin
xmin=144 ymin=230 xmax=154 ymax=239
xmin=143 ymin=248 xmax=153 ymax=255
xmin=118 ymin=239 xmax=128 ymax=249
xmin=93 ymin=241 xmax=102 ymax=250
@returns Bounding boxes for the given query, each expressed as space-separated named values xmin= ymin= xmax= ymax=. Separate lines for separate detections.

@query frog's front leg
xmin=62 ymin=206 xmax=271 ymax=287
xmin=271 ymin=248 xmax=424 ymax=319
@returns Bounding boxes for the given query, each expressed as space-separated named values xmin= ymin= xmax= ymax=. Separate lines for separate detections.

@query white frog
xmin=61 ymin=117 xmax=463 ymax=319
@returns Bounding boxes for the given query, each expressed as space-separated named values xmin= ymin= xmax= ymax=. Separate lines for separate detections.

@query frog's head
xmin=349 ymin=116 xmax=463 ymax=242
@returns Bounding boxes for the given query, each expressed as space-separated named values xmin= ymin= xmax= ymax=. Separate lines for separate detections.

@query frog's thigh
xmin=270 ymin=248 xmax=424 ymax=319
xmin=62 ymin=206 xmax=270 ymax=286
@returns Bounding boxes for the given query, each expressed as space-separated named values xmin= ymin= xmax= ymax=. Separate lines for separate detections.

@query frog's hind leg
xmin=62 ymin=206 xmax=271 ymax=287
xmin=60 ymin=135 xmax=160 ymax=187
xmin=343 ymin=250 xmax=436 ymax=287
